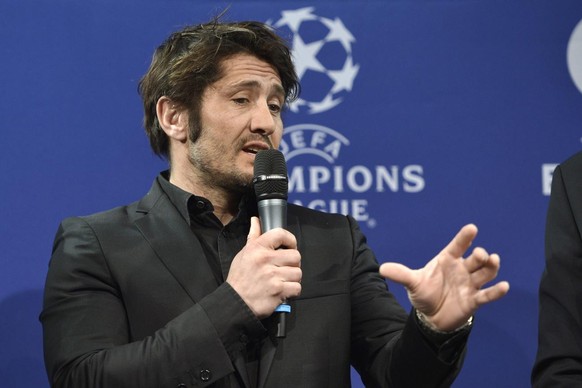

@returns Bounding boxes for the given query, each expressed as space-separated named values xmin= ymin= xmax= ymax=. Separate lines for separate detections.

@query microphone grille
xmin=253 ymin=149 xmax=288 ymax=199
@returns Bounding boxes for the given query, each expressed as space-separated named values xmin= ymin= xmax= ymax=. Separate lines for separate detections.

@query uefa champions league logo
xmin=269 ymin=7 xmax=360 ymax=114
xmin=269 ymin=7 xmax=425 ymax=225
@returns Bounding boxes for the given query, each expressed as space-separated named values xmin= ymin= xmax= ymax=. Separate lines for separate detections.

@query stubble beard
xmin=187 ymin=136 xmax=254 ymax=195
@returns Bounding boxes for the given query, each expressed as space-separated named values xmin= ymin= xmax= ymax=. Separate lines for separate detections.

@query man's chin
xmin=226 ymin=175 xmax=254 ymax=194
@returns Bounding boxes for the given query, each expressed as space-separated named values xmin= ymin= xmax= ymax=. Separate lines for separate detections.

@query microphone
xmin=253 ymin=149 xmax=290 ymax=338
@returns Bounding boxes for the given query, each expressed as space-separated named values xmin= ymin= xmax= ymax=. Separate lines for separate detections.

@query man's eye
xmin=269 ymin=103 xmax=281 ymax=113
xmin=233 ymin=98 xmax=249 ymax=105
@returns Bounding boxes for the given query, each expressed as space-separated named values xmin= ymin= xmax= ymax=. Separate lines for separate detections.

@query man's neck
xmin=168 ymin=168 xmax=241 ymax=225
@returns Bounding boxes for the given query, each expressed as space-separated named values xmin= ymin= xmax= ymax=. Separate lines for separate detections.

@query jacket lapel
xmin=134 ymin=184 xmax=219 ymax=303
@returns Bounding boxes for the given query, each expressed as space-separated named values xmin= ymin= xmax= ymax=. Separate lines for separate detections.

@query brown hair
xmin=138 ymin=19 xmax=300 ymax=158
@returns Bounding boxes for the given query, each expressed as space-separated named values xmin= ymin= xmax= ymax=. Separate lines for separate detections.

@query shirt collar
xmin=156 ymin=171 xmax=258 ymax=225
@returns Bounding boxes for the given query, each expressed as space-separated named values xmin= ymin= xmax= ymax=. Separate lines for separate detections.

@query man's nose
xmin=250 ymin=103 xmax=276 ymax=135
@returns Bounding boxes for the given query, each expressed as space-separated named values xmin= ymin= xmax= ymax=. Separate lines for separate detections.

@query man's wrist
xmin=415 ymin=309 xmax=473 ymax=336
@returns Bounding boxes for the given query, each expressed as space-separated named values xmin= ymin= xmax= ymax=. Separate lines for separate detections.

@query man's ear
xmin=156 ymin=96 xmax=188 ymax=142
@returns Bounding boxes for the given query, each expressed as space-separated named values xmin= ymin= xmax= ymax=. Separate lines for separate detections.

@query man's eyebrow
xmin=271 ymin=83 xmax=285 ymax=99
xmin=227 ymin=80 xmax=285 ymax=99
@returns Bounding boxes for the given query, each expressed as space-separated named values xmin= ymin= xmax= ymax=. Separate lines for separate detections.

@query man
xmin=532 ymin=151 xmax=582 ymax=387
xmin=41 ymin=19 xmax=509 ymax=387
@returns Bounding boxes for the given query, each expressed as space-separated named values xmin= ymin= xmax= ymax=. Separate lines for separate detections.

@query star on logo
xmin=292 ymin=34 xmax=326 ymax=80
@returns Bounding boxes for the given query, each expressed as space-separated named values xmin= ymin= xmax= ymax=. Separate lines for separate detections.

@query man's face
xmin=187 ymin=53 xmax=285 ymax=193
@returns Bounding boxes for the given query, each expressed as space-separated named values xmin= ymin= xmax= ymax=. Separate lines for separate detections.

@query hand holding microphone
xmin=226 ymin=149 xmax=300 ymax=337
xmin=253 ymin=149 xmax=294 ymax=337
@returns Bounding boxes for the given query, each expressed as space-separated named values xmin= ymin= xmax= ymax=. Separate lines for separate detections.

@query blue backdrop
xmin=2 ymin=1 xmax=582 ymax=386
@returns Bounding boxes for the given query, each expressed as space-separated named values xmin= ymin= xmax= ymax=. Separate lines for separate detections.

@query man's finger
xmin=271 ymin=249 xmax=302 ymax=267
xmin=442 ymin=224 xmax=478 ymax=259
xmin=475 ymin=281 xmax=510 ymax=305
xmin=469 ymin=253 xmax=501 ymax=288
xmin=464 ymin=247 xmax=490 ymax=273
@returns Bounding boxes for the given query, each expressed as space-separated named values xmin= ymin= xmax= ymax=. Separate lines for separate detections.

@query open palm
xmin=380 ymin=224 xmax=510 ymax=331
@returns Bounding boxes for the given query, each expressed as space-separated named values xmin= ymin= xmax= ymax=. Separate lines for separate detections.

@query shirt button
xmin=200 ymin=369 xmax=212 ymax=382
xmin=196 ymin=200 xmax=206 ymax=209
xmin=176 ymin=384 xmax=186 ymax=388
xmin=240 ymin=333 xmax=249 ymax=344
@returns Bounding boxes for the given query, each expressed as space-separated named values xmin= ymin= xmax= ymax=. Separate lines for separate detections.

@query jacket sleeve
xmin=533 ymin=163 xmax=582 ymax=387
xmin=347 ymin=216 xmax=468 ymax=387
xmin=40 ymin=217 xmax=264 ymax=388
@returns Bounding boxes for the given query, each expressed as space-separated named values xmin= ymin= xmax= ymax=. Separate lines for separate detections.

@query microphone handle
xmin=257 ymin=199 xmax=289 ymax=338
xmin=257 ymin=199 xmax=287 ymax=231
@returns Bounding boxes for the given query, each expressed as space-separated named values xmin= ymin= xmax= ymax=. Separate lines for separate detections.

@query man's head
xmin=139 ymin=19 xmax=300 ymax=159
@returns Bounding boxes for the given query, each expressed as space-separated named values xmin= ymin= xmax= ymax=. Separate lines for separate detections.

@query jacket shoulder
xmin=74 ymin=201 xmax=140 ymax=227
xmin=556 ymin=151 xmax=582 ymax=193
xmin=62 ymin=177 xmax=166 ymax=229
xmin=560 ymin=151 xmax=582 ymax=174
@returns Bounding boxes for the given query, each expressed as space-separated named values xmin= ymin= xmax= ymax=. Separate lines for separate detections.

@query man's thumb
xmin=379 ymin=262 xmax=415 ymax=289
xmin=247 ymin=216 xmax=262 ymax=241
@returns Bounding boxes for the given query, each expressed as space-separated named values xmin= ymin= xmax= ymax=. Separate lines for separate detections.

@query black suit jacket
xmin=41 ymin=177 xmax=465 ymax=388
xmin=533 ymin=151 xmax=582 ymax=386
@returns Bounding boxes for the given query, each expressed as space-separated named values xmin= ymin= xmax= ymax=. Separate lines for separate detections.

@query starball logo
xmin=270 ymin=8 xmax=425 ymax=227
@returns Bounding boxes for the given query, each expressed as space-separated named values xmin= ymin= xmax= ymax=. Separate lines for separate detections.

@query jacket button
xmin=200 ymin=369 xmax=212 ymax=382
xmin=177 ymin=384 xmax=186 ymax=388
